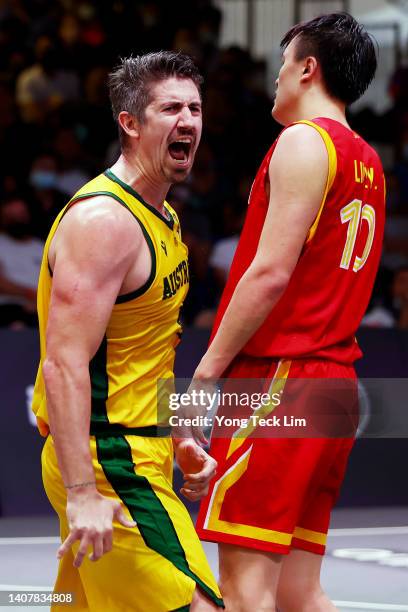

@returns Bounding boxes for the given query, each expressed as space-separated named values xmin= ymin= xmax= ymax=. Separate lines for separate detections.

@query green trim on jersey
xmin=104 ymin=169 xmax=175 ymax=230
xmin=89 ymin=335 xmax=110 ymax=426
xmin=90 ymin=423 xmax=171 ymax=437
xmin=95 ymin=434 xmax=224 ymax=608
xmin=170 ymin=605 xmax=190 ymax=611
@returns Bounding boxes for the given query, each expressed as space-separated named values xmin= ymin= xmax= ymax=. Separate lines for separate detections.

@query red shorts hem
xmin=196 ymin=527 xmax=291 ymax=555
xmin=291 ymin=537 xmax=326 ymax=555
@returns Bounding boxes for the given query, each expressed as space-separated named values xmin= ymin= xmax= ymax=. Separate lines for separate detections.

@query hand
xmin=175 ymin=439 xmax=217 ymax=501
xmin=57 ymin=489 xmax=136 ymax=567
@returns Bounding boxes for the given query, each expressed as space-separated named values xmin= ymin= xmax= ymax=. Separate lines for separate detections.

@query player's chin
xmin=168 ymin=166 xmax=192 ymax=183
xmin=271 ymin=104 xmax=287 ymax=127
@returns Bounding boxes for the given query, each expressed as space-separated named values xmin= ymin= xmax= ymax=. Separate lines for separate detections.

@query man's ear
xmin=118 ymin=111 xmax=140 ymax=140
xmin=300 ymin=56 xmax=318 ymax=81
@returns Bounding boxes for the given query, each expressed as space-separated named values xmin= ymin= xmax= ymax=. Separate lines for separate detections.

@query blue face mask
xmin=30 ymin=170 xmax=57 ymax=190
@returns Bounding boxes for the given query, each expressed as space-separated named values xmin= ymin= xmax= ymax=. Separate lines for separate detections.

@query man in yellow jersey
xmin=32 ymin=51 xmax=223 ymax=611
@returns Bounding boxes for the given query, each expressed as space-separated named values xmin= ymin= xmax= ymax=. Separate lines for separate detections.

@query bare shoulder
xmin=268 ymin=123 xmax=329 ymax=192
xmin=60 ymin=195 xmax=141 ymax=242
xmin=51 ymin=195 xmax=143 ymax=265
xmin=273 ymin=123 xmax=328 ymax=166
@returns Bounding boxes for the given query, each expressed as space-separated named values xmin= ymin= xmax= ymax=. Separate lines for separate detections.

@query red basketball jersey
xmin=211 ymin=118 xmax=385 ymax=364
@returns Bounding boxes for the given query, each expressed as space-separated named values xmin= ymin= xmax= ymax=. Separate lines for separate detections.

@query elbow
xmin=43 ymin=350 xmax=90 ymax=387
xmin=251 ymin=266 xmax=291 ymax=299
xmin=42 ymin=356 xmax=61 ymax=388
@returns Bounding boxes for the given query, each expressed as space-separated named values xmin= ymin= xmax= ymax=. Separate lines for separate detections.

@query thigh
xmin=277 ymin=548 xmax=335 ymax=612
xmin=219 ymin=543 xmax=282 ymax=587
xmin=279 ymin=548 xmax=324 ymax=587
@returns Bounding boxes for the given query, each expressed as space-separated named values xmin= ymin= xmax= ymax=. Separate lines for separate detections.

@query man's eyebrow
xmin=158 ymin=99 xmax=202 ymax=107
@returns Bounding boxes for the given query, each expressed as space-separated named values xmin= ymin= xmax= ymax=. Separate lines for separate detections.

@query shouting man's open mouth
xmin=168 ymin=138 xmax=193 ymax=165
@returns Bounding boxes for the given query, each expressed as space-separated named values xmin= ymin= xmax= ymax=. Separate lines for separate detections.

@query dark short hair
xmin=108 ymin=51 xmax=203 ymax=147
xmin=281 ymin=13 xmax=377 ymax=105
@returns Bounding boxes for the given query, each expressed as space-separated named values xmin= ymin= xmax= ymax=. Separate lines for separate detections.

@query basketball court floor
xmin=0 ymin=507 xmax=407 ymax=611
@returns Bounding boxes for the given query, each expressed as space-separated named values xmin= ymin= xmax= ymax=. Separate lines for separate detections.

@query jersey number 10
xmin=340 ymin=199 xmax=375 ymax=272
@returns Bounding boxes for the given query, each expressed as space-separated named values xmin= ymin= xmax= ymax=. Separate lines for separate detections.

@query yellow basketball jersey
xmin=32 ymin=169 xmax=189 ymax=436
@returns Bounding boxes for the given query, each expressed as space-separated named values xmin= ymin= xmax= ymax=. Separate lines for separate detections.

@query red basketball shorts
xmin=196 ymin=355 xmax=358 ymax=555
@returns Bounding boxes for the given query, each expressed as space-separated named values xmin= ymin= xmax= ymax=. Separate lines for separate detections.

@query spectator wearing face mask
xmin=29 ymin=152 xmax=66 ymax=239
xmin=52 ymin=126 xmax=92 ymax=196
xmin=0 ymin=194 xmax=44 ymax=327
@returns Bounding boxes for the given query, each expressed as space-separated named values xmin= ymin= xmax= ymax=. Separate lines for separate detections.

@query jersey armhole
xmin=46 ymin=191 xmax=157 ymax=302
xmin=295 ymin=120 xmax=338 ymax=244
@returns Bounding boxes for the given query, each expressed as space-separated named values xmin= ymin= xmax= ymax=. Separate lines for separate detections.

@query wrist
xmin=194 ymin=360 xmax=225 ymax=382
xmin=194 ymin=347 xmax=231 ymax=381
xmin=65 ymin=480 xmax=97 ymax=497
xmin=172 ymin=435 xmax=195 ymax=447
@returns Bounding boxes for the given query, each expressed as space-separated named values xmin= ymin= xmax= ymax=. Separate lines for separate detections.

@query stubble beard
xmin=163 ymin=165 xmax=190 ymax=185
xmin=165 ymin=152 xmax=195 ymax=184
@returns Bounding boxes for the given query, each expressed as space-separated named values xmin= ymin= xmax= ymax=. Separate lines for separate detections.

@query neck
xmin=110 ymin=151 xmax=170 ymax=209
xmin=293 ymin=90 xmax=349 ymax=128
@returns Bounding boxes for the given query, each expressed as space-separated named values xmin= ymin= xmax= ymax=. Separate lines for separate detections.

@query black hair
xmin=281 ymin=13 xmax=377 ymax=105
xmin=108 ymin=51 xmax=203 ymax=148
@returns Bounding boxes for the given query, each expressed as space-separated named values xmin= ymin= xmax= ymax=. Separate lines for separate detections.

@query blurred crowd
xmin=0 ymin=0 xmax=407 ymax=331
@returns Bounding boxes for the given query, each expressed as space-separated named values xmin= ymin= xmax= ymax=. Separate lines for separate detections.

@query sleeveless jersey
xmin=211 ymin=118 xmax=385 ymax=364
xmin=32 ymin=169 xmax=189 ymax=436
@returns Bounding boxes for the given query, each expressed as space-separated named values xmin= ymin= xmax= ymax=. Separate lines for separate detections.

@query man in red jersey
xmin=190 ymin=13 xmax=384 ymax=611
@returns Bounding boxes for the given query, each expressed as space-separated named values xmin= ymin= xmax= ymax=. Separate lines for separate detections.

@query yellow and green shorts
xmin=42 ymin=429 xmax=223 ymax=611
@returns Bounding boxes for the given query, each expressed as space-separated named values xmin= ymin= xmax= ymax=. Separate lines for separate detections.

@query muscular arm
xmin=195 ymin=124 xmax=329 ymax=380
xmin=43 ymin=197 xmax=141 ymax=564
